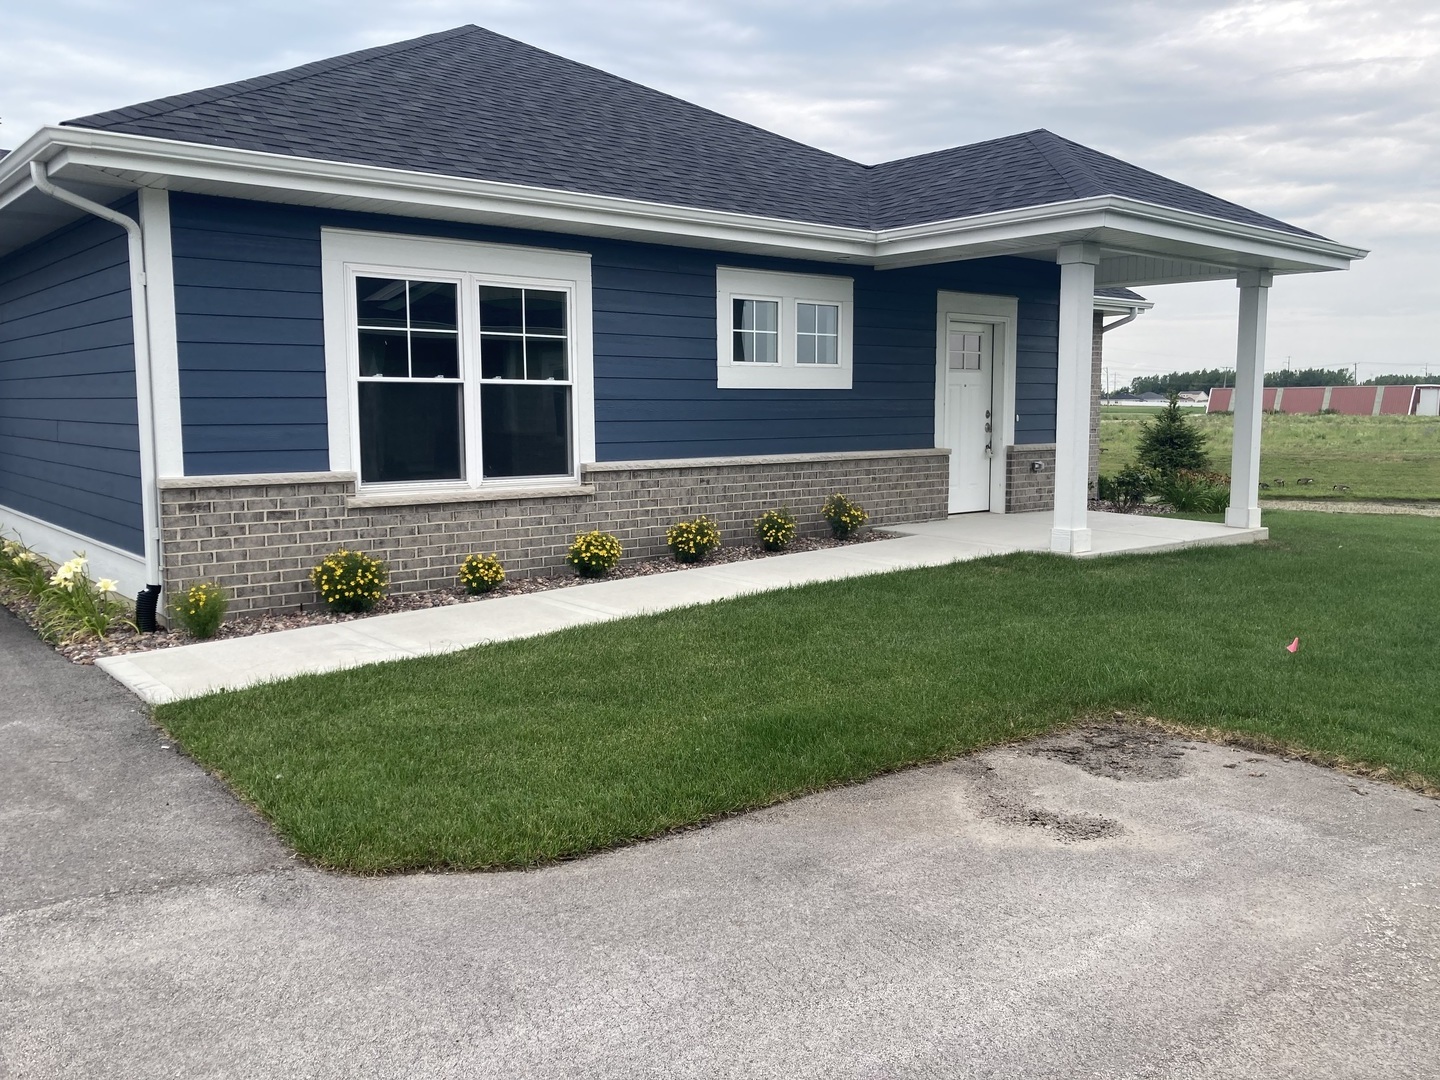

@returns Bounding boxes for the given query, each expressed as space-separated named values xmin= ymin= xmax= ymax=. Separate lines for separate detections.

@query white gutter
xmin=0 ymin=126 xmax=1370 ymax=272
xmin=27 ymin=161 xmax=163 ymax=605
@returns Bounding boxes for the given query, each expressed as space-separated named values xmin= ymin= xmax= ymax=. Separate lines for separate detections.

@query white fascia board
xmin=28 ymin=128 xmax=876 ymax=261
xmin=872 ymin=198 xmax=1367 ymax=272
xmin=2 ymin=127 xmax=1369 ymax=275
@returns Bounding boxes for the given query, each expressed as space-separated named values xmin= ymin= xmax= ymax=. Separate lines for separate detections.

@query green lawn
xmin=155 ymin=511 xmax=1440 ymax=873
xmin=1100 ymin=412 xmax=1440 ymax=501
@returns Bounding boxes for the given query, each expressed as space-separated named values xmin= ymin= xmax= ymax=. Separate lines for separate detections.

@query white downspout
xmin=29 ymin=161 xmax=163 ymax=599
xmin=1099 ymin=307 xmax=1141 ymax=334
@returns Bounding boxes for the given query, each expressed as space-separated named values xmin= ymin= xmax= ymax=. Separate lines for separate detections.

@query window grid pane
xmin=796 ymin=302 xmax=840 ymax=366
xmin=480 ymin=286 xmax=570 ymax=384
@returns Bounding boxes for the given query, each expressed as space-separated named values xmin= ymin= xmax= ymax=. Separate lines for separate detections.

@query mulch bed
xmin=2 ymin=531 xmax=897 ymax=666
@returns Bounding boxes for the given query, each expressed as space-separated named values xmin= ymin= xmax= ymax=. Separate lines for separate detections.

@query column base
xmin=1225 ymin=506 xmax=1262 ymax=529
xmin=1051 ymin=526 xmax=1093 ymax=555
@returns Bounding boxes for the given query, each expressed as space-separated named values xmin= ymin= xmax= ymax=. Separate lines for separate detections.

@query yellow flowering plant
xmin=754 ymin=507 xmax=798 ymax=552
xmin=565 ymin=530 xmax=623 ymax=578
xmin=665 ymin=516 xmax=722 ymax=564
xmin=820 ymin=493 xmax=869 ymax=539
xmin=310 ymin=548 xmax=389 ymax=613
xmin=1 ymin=536 xmax=53 ymax=599
xmin=458 ymin=553 xmax=506 ymax=595
xmin=176 ymin=580 xmax=228 ymax=639
xmin=35 ymin=552 xmax=134 ymax=642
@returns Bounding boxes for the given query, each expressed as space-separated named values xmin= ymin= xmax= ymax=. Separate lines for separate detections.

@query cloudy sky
xmin=3 ymin=0 xmax=1436 ymax=384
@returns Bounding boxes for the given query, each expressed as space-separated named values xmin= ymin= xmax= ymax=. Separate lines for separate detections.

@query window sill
xmin=716 ymin=363 xmax=852 ymax=390
xmin=347 ymin=484 xmax=595 ymax=508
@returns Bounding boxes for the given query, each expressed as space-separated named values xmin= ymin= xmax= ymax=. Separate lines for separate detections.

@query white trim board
xmin=934 ymin=291 xmax=1018 ymax=514
xmin=0 ymin=503 xmax=148 ymax=599
xmin=138 ymin=189 xmax=184 ymax=478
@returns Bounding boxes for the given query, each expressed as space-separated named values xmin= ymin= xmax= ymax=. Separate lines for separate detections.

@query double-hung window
xmin=323 ymin=230 xmax=594 ymax=493
xmin=716 ymin=267 xmax=854 ymax=389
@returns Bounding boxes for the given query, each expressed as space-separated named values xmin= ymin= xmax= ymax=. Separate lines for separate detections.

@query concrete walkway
xmin=97 ymin=510 xmax=1265 ymax=704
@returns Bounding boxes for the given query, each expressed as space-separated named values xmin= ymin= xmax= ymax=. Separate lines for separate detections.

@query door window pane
xmin=358 ymin=382 xmax=464 ymax=483
xmin=481 ymin=384 xmax=572 ymax=478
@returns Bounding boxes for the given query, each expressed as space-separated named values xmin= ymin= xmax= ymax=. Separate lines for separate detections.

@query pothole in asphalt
xmin=1027 ymin=722 xmax=1188 ymax=782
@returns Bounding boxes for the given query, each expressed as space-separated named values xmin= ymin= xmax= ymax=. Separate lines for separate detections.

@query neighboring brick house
xmin=0 ymin=26 xmax=1364 ymax=615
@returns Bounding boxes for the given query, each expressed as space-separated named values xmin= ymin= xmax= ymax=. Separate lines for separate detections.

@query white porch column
xmin=1052 ymin=242 xmax=1101 ymax=554
xmin=1226 ymin=270 xmax=1272 ymax=528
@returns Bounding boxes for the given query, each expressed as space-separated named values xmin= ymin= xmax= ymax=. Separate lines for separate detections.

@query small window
xmin=797 ymin=302 xmax=840 ymax=365
xmin=716 ymin=268 xmax=853 ymax=389
xmin=733 ymin=298 xmax=779 ymax=363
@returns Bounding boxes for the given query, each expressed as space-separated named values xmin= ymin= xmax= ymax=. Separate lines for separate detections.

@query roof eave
xmin=0 ymin=127 xmax=1370 ymax=281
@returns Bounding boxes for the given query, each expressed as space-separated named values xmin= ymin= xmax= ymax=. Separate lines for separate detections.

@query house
xmin=0 ymin=26 xmax=1366 ymax=617
xmin=1208 ymin=384 xmax=1437 ymax=415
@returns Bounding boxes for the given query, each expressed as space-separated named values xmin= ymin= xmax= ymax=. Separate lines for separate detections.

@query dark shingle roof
xmin=1095 ymin=286 xmax=1149 ymax=302
xmin=63 ymin=25 xmax=1322 ymax=239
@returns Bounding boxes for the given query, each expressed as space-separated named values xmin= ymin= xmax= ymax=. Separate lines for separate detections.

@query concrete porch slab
xmin=97 ymin=511 xmax=1266 ymax=704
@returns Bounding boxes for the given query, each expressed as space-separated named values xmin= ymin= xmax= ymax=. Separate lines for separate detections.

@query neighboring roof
xmin=63 ymin=25 xmax=1323 ymax=240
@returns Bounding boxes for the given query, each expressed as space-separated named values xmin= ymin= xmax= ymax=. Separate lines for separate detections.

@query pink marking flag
xmin=1286 ymin=637 xmax=1300 ymax=654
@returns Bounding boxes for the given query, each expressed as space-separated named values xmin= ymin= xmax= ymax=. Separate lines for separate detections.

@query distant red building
xmin=1208 ymin=385 xmax=1440 ymax=416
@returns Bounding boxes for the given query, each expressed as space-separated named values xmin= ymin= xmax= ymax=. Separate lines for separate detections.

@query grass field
xmin=155 ymin=511 xmax=1440 ymax=873
xmin=1099 ymin=412 xmax=1440 ymax=501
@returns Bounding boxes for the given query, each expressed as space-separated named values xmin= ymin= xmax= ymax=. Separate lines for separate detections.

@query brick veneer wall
xmin=158 ymin=449 xmax=950 ymax=617
xmin=1004 ymin=444 xmax=1056 ymax=512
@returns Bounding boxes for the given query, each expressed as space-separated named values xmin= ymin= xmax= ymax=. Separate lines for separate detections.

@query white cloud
xmin=1 ymin=0 xmax=1436 ymax=379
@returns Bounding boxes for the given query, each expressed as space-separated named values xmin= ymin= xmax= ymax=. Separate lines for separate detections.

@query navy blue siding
xmin=169 ymin=193 xmax=1059 ymax=473
xmin=0 ymin=209 xmax=143 ymax=553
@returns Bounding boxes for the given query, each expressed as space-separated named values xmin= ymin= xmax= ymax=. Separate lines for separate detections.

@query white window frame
xmin=716 ymin=267 xmax=854 ymax=389
xmin=322 ymin=229 xmax=595 ymax=494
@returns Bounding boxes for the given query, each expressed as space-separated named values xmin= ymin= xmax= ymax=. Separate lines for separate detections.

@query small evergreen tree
xmin=1135 ymin=392 xmax=1211 ymax=474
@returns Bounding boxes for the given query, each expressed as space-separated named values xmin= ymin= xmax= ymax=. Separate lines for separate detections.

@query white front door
xmin=940 ymin=314 xmax=995 ymax=512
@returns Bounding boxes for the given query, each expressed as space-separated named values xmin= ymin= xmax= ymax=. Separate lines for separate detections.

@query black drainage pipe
xmin=135 ymin=584 xmax=162 ymax=633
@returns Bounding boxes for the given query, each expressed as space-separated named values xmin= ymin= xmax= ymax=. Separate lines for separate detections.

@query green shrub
xmin=754 ymin=507 xmax=798 ymax=551
xmin=566 ymin=531 xmax=623 ymax=578
xmin=35 ymin=554 xmax=134 ymax=642
xmin=1136 ymin=392 xmax=1211 ymax=474
xmin=174 ymin=581 xmax=228 ymax=640
xmin=665 ymin=516 xmax=722 ymax=563
xmin=310 ymin=548 xmax=388 ymax=613
xmin=1156 ymin=469 xmax=1232 ymax=514
xmin=458 ymin=553 xmax=506 ymax=595
xmin=1097 ymin=465 xmax=1156 ymax=508
xmin=820 ymin=493 xmax=869 ymax=539
xmin=1 ymin=537 xmax=53 ymax=599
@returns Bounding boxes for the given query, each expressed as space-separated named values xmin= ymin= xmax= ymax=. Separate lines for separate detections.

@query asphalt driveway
xmin=2 ymin=607 xmax=1437 ymax=1079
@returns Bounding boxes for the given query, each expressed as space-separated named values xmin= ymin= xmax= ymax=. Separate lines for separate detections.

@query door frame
xmin=934 ymin=290 xmax=1018 ymax=514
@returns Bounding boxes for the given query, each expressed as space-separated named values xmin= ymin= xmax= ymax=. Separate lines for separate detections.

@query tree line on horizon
xmin=1116 ymin=368 xmax=1426 ymax=395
